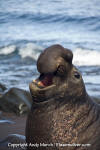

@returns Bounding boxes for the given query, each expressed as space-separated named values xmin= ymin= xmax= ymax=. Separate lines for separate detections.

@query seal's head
xmin=29 ymin=44 xmax=86 ymax=103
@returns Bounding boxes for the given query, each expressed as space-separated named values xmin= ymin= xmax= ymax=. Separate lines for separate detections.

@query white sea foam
xmin=73 ymin=48 xmax=100 ymax=66
xmin=0 ymin=45 xmax=16 ymax=55
xmin=9 ymin=134 xmax=26 ymax=140
xmin=0 ymin=120 xmax=15 ymax=124
xmin=19 ymin=43 xmax=42 ymax=61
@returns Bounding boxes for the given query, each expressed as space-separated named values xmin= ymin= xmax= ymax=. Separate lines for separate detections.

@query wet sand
xmin=0 ymin=112 xmax=27 ymax=140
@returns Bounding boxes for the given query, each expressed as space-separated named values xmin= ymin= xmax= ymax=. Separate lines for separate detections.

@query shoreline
xmin=0 ymin=112 xmax=26 ymax=140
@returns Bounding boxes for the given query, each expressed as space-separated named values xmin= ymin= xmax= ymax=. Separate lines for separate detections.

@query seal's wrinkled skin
xmin=26 ymin=44 xmax=100 ymax=150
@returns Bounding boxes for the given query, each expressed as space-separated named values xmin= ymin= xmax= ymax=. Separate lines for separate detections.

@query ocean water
xmin=0 ymin=0 xmax=100 ymax=97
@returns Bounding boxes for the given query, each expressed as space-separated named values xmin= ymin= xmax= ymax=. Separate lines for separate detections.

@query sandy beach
xmin=0 ymin=112 xmax=26 ymax=140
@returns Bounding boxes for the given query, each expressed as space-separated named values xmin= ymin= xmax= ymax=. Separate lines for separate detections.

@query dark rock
xmin=0 ymin=88 xmax=32 ymax=115
xmin=0 ymin=83 xmax=7 ymax=92
xmin=0 ymin=83 xmax=7 ymax=97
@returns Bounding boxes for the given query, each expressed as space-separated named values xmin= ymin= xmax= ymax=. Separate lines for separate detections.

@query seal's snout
xmin=37 ymin=44 xmax=73 ymax=74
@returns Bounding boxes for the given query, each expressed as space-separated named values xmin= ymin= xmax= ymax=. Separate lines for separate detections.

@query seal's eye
xmin=74 ymin=72 xmax=80 ymax=79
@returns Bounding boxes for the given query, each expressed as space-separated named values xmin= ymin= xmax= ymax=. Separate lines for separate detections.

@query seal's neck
xmin=31 ymin=91 xmax=92 ymax=114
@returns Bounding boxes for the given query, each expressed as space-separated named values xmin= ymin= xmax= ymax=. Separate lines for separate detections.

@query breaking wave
xmin=0 ymin=43 xmax=100 ymax=66
xmin=73 ymin=48 xmax=100 ymax=66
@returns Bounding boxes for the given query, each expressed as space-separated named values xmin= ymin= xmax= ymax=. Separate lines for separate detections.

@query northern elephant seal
xmin=26 ymin=44 xmax=100 ymax=150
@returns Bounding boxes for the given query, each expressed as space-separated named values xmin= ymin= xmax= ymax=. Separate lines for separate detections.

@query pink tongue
xmin=41 ymin=75 xmax=53 ymax=86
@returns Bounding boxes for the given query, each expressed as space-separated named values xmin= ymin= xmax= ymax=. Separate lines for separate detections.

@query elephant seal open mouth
xmin=26 ymin=44 xmax=100 ymax=150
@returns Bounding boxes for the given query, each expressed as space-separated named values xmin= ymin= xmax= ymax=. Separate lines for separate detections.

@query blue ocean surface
xmin=0 ymin=0 xmax=100 ymax=97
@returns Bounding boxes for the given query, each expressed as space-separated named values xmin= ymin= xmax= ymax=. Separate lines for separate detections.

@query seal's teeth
xmin=33 ymin=80 xmax=36 ymax=83
xmin=38 ymin=81 xmax=43 ymax=86
xmin=38 ymin=81 xmax=41 ymax=85
xmin=32 ymin=80 xmax=44 ymax=87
